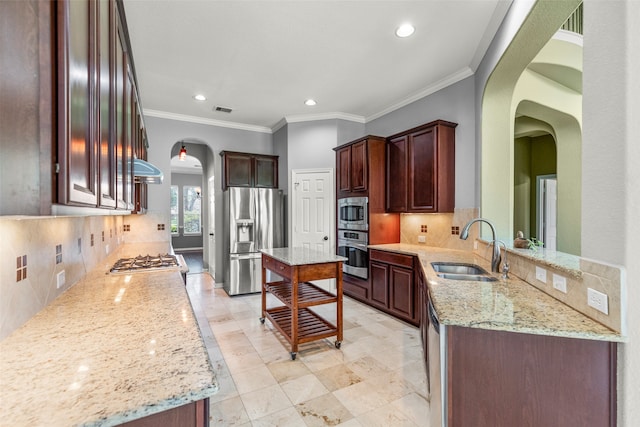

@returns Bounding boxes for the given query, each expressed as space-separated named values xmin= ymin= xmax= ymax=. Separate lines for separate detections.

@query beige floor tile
xmin=390 ymin=392 xmax=430 ymax=427
xmin=209 ymin=395 xmax=250 ymax=426
xmin=251 ymin=406 xmax=307 ymax=427
xmin=185 ymin=276 xmax=433 ymax=426
xmin=345 ymin=355 xmax=391 ymax=380
xmin=240 ymin=383 xmax=292 ymax=420
xmin=231 ymin=364 xmax=278 ymax=394
xmin=356 ymin=401 xmax=420 ymax=427
xmin=315 ymin=363 xmax=363 ymax=392
xmin=295 ymin=393 xmax=354 ymax=426
xmin=280 ymin=373 xmax=330 ymax=405
xmin=332 ymin=380 xmax=393 ymax=416
xmin=267 ymin=359 xmax=312 ymax=383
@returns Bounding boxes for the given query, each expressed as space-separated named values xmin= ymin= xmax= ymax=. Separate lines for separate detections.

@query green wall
xmin=513 ymin=134 xmax=556 ymax=239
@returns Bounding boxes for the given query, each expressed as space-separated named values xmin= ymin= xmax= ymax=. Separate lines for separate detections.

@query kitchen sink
xmin=431 ymin=262 xmax=498 ymax=282
xmin=435 ymin=272 xmax=498 ymax=282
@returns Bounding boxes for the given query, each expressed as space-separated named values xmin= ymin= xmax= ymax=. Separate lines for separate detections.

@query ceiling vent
xmin=214 ymin=106 xmax=233 ymax=113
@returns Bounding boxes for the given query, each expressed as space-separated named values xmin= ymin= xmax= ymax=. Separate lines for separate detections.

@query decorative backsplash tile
xmin=0 ymin=212 xmax=170 ymax=340
xmin=400 ymin=208 xmax=478 ymax=250
xmin=0 ymin=215 xmax=124 ymax=340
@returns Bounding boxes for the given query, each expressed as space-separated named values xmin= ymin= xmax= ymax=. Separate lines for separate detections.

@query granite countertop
xmin=0 ymin=243 xmax=218 ymax=427
xmin=368 ymin=244 xmax=623 ymax=342
xmin=261 ymin=247 xmax=347 ymax=266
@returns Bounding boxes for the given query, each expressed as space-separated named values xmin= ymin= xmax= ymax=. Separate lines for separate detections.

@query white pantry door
xmin=291 ymin=169 xmax=334 ymax=252
xmin=291 ymin=169 xmax=335 ymax=291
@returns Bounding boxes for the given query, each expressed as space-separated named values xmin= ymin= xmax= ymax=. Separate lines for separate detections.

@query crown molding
xmin=143 ymin=109 xmax=273 ymax=134
xmin=284 ymin=112 xmax=365 ymax=125
xmin=365 ymin=67 xmax=474 ymax=122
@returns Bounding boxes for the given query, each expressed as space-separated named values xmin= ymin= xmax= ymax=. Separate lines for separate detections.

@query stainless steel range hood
xmin=132 ymin=158 xmax=164 ymax=184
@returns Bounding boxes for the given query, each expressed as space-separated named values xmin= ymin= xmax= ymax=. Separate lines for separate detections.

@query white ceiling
xmin=123 ymin=0 xmax=512 ymax=133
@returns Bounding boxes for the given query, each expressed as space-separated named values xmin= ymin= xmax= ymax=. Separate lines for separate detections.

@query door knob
xmin=323 ymin=236 xmax=329 ymax=241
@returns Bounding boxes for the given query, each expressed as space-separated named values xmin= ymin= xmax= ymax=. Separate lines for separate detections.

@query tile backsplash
xmin=400 ymin=208 xmax=479 ymax=250
xmin=0 ymin=212 xmax=170 ymax=341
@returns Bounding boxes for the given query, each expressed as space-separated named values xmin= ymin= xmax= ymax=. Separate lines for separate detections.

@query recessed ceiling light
xmin=194 ymin=94 xmax=206 ymax=101
xmin=305 ymin=99 xmax=317 ymax=106
xmin=395 ymin=23 xmax=415 ymax=38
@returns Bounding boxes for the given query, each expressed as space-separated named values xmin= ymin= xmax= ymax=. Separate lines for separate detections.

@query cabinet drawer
xmin=262 ymin=256 xmax=292 ymax=278
xmin=370 ymin=249 xmax=414 ymax=268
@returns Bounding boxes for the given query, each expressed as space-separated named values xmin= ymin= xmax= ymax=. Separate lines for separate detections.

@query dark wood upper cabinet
xmin=98 ymin=0 xmax=116 ymax=209
xmin=220 ymin=151 xmax=278 ymax=190
xmin=254 ymin=155 xmax=278 ymax=188
xmin=386 ymin=120 xmax=457 ymax=213
xmin=57 ymin=0 xmax=99 ymax=206
xmin=54 ymin=0 xmax=144 ymax=212
xmin=334 ymin=137 xmax=378 ymax=199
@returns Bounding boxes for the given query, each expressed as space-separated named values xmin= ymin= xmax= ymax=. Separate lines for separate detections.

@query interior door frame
xmin=536 ymin=174 xmax=557 ymax=250
xmin=289 ymin=168 xmax=335 ymax=251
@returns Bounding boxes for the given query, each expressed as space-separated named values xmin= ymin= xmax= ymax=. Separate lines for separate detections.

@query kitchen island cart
xmin=260 ymin=248 xmax=346 ymax=359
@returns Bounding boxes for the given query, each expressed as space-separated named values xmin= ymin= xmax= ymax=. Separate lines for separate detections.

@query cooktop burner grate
xmin=110 ymin=254 xmax=179 ymax=273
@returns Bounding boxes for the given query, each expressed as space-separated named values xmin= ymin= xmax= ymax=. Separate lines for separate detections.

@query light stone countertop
xmin=368 ymin=243 xmax=624 ymax=342
xmin=260 ymin=247 xmax=347 ymax=266
xmin=0 ymin=243 xmax=218 ymax=427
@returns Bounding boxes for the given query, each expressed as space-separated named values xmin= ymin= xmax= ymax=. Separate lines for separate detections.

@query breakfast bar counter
xmin=0 ymin=243 xmax=217 ymax=427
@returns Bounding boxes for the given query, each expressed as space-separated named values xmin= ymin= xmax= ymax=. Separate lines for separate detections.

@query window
xmin=183 ymin=185 xmax=201 ymax=235
xmin=170 ymin=186 xmax=179 ymax=234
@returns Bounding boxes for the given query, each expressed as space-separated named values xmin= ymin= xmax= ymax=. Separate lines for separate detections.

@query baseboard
xmin=174 ymin=247 xmax=203 ymax=253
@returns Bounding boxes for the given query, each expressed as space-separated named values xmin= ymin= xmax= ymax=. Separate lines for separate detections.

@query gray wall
xmin=273 ymin=124 xmax=288 ymax=194
xmin=365 ymin=76 xmax=477 ymax=209
xmin=581 ymin=2 xmax=638 ymax=425
xmin=144 ymin=116 xmax=273 ymax=283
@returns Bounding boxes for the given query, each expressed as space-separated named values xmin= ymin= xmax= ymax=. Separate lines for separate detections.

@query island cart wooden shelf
xmin=260 ymin=249 xmax=346 ymax=360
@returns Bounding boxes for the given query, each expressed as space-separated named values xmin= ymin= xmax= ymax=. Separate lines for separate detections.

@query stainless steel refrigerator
xmin=223 ymin=187 xmax=285 ymax=295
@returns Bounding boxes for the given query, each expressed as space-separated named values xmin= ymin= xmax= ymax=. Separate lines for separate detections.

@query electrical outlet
xmin=418 ymin=236 xmax=426 ymax=243
xmin=56 ymin=270 xmax=66 ymax=289
xmin=552 ymin=274 xmax=567 ymax=293
xmin=535 ymin=266 xmax=547 ymax=283
xmin=105 ymin=244 xmax=110 ymax=254
xmin=474 ymin=241 xmax=478 ymax=250
xmin=587 ymin=288 xmax=609 ymax=314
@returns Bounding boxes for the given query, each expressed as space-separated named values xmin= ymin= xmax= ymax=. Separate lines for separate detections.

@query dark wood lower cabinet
xmin=447 ymin=327 xmax=616 ymax=427
xmin=363 ymin=250 xmax=418 ymax=326
xmin=120 ymin=398 xmax=209 ymax=427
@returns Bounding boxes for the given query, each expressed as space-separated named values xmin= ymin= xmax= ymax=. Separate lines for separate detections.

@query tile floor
xmin=186 ymin=273 xmax=431 ymax=426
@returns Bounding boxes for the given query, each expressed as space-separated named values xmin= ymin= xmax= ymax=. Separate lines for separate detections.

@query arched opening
xmin=169 ymin=140 xmax=215 ymax=276
xmin=481 ymin=0 xmax=583 ymax=255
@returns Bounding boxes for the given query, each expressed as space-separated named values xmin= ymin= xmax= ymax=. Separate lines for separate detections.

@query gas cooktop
xmin=110 ymin=254 xmax=180 ymax=273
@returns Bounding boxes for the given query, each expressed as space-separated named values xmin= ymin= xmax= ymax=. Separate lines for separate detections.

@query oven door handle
xmin=343 ymin=242 xmax=368 ymax=251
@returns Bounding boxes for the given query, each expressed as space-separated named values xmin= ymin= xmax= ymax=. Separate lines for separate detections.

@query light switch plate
xmin=535 ymin=266 xmax=547 ymax=283
xmin=418 ymin=236 xmax=426 ymax=243
xmin=56 ymin=270 xmax=66 ymax=289
xmin=552 ymin=274 xmax=567 ymax=293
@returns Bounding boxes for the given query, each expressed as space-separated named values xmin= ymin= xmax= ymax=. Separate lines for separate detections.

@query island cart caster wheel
xmin=290 ymin=352 xmax=297 ymax=360
xmin=259 ymin=317 xmax=265 ymax=324
xmin=335 ymin=341 xmax=342 ymax=349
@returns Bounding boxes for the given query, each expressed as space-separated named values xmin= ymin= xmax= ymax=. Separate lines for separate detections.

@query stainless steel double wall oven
xmin=337 ymin=197 xmax=369 ymax=279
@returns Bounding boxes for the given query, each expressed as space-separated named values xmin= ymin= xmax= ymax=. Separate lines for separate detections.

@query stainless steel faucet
xmin=495 ymin=240 xmax=509 ymax=279
xmin=460 ymin=218 xmax=501 ymax=273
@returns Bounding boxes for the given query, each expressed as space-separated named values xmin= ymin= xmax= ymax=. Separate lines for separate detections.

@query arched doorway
xmin=170 ymin=141 xmax=215 ymax=276
xmin=481 ymin=0 xmax=583 ymax=255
